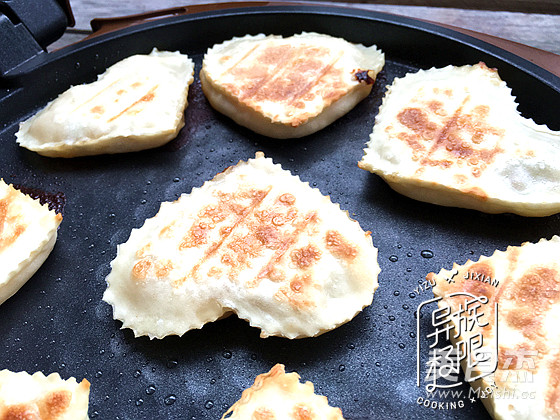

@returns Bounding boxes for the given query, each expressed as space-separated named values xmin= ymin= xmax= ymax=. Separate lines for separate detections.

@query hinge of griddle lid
xmin=0 ymin=0 xmax=74 ymax=77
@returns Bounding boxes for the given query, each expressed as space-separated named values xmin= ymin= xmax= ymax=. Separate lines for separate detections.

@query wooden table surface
xmin=53 ymin=0 xmax=560 ymax=58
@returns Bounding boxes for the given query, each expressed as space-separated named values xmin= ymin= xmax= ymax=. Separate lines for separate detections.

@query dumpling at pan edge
xmin=359 ymin=62 xmax=560 ymax=217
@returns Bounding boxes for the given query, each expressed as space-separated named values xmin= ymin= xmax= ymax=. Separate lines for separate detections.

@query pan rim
xmin=14 ymin=4 xmax=560 ymax=92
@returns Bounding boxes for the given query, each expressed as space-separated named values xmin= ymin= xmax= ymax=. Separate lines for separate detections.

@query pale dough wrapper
xmin=201 ymin=32 xmax=385 ymax=138
xmin=0 ymin=180 xmax=62 ymax=305
xmin=359 ymin=62 xmax=560 ymax=216
xmin=16 ymin=49 xmax=194 ymax=158
xmin=221 ymin=364 xmax=344 ymax=419
xmin=104 ymin=152 xmax=380 ymax=339
xmin=429 ymin=236 xmax=560 ymax=420
xmin=0 ymin=370 xmax=90 ymax=420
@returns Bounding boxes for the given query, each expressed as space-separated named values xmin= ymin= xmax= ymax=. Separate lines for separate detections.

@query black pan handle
xmin=0 ymin=0 xmax=73 ymax=77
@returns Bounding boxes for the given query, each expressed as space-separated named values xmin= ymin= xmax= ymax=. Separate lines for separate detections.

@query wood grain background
xmin=323 ymin=0 xmax=560 ymax=14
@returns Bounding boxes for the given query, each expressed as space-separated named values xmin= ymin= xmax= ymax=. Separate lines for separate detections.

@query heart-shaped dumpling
xmin=16 ymin=49 xmax=194 ymax=158
xmin=0 ymin=370 xmax=90 ymax=420
xmin=200 ymin=32 xmax=385 ymax=138
xmin=103 ymin=152 xmax=379 ymax=339
xmin=221 ymin=364 xmax=345 ymax=419
xmin=359 ymin=62 xmax=560 ymax=216
xmin=0 ymin=180 xmax=62 ymax=305
xmin=429 ymin=236 xmax=560 ymax=420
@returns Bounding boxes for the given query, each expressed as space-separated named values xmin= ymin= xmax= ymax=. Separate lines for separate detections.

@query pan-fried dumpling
xmin=103 ymin=152 xmax=379 ymax=339
xmin=429 ymin=236 xmax=560 ymax=419
xmin=359 ymin=62 xmax=560 ymax=216
xmin=221 ymin=364 xmax=344 ymax=419
xmin=0 ymin=180 xmax=62 ymax=305
xmin=0 ymin=370 xmax=90 ymax=420
xmin=200 ymin=32 xmax=385 ymax=138
xmin=16 ymin=49 xmax=194 ymax=158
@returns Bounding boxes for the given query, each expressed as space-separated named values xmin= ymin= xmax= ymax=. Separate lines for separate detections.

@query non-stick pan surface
xmin=1 ymin=5 xmax=559 ymax=419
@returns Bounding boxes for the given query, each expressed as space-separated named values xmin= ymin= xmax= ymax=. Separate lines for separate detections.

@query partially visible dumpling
xmin=0 ymin=179 xmax=62 ymax=305
xmin=221 ymin=364 xmax=344 ymax=419
xmin=359 ymin=62 xmax=560 ymax=216
xmin=16 ymin=49 xmax=194 ymax=158
xmin=0 ymin=370 xmax=90 ymax=420
xmin=104 ymin=152 xmax=380 ymax=339
xmin=201 ymin=32 xmax=385 ymax=138
xmin=429 ymin=236 xmax=560 ymax=419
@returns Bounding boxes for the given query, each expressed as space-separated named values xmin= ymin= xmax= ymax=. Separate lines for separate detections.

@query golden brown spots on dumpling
xmin=141 ymin=91 xmax=155 ymax=103
xmin=395 ymin=94 xmax=504 ymax=177
xmin=397 ymin=108 xmax=438 ymax=140
xmin=255 ymin=225 xmax=282 ymax=249
xmin=290 ymin=279 xmax=303 ymax=293
xmin=428 ymin=100 xmax=446 ymax=116
xmin=291 ymin=245 xmax=322 ymax=269
xmin=0 ymin=189 xmax=28 ymax=252
xmin=228 ymin=233 xmax=265 ymax=263
xmin=220 ymin=40 xmax=350 ymax=126
xmin=179 ymin=222 xmax=211 ymax=249
xmin=268 ymin=268 xmax=286 ymax=282
xmin=454 ymin=174 xmax=467 ymax=184
xmin=257 ymin=44 xmax=294 ymax=66
xmin=158 ymin=221 xmax=176 ymax=238
xmin=90 ymin=105 xmax=104 ymax=115
xmin=506 ymin=310 xmax=542 ymax=342
xmin=132 ymin=258 xmax=153 ymax=281
xmin=498 ymin=266 xmax=560 ymax=351
xmin=252 ymin=407 xmax=276 ymax=419
xmin=275 ymin=275 xmax=314 ymax=308
xmin=293 ymin=403 xmax=314 ymax=420
xmin=326 ymin=230 xmax=357 ymax=261
xmin=2 ymin=404 xmax=41 ymax=420
xmin=207 ymin=267 xmax=222 ymax=278
xmin=462 ymin=265 xmax=495 ymax=301
xmin=135 ymin=243 xmax=152 ymax=259
xmin=512 ymin=267 xmax=560 ymax=308
xmin=39 ymin=390 xmax=72 ymax=419
xmin=0 ymin=224 xmax=25 ymax=253
xmin=107 ymin=85 xmax=158 ymax=122
xmin=470 ymin=261 xmax=494 ymax=284
xmin=474 ymin=105 xmax=490 ymax=118
xmin=278 ymin=193 xmax=295 ymax=205
xmin=132 ymin=258 xmax=173 ymax=281
xmin=155 ymin=260 xmax=173 ymax=278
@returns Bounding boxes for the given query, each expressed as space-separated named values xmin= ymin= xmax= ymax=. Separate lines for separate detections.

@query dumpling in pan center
xmin=103 ymin=153 xmax=379 ymax=339
xmin=359 ymin=62 xmax=560 ymax=216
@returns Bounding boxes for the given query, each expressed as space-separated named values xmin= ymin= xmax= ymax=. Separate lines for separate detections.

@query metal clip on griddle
xmin=0 ymin=0 xmax=73 ymax=77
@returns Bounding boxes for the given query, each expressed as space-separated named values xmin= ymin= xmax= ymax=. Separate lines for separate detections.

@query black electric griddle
xmin=1 ymin=4 xmax=560 ymax=419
